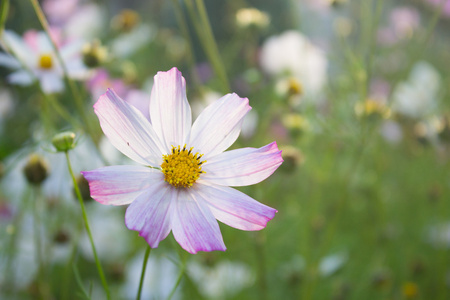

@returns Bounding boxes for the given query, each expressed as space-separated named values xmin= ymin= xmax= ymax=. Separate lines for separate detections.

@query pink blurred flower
xmin=425 ymin=0 xmax=450 ymax=17
xmin=86 ymin=68 xmax=129 ymax=100
xmin=377 ymin=6 xmax=420 ymax=45
xmin=0 ymin=30 xmax=87 ymax=93
xmin=82 ymin=67 xmax=282 ymax=254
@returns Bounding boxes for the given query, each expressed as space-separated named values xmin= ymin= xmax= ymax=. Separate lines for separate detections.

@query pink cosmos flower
xmin=82 ymin=67 xmax=282 ymax=254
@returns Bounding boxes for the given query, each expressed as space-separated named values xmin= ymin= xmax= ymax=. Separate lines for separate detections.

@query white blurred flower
xmin=0 ymin=30 xmax=88 ymax=93
xmin=392 ymin=61 xmax=441 ymax=119
xmin=259 ymin=30 xmax=327 ymax=100
xmin=427 ymin=222 xmax=450 ymax=248
xmin=110 ymin=25 xmax=156 ymax=58
xmin=44 ymin=0 xmax=105 ymax=40
xmin=64 ymin=4 xmax=106 ymax=40
xmin=280 ymin=252 xmax=347 ymax=279
xmin=121 ymin=251 xmax=180 ymax=300
xmin=188 ymin=260 xmax=255 ymax=299
xmin=319 ymin=252 xmax=348 ymax=277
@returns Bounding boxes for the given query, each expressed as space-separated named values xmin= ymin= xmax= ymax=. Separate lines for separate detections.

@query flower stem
xmin=29 ymin=0 xmax=104 ymax=152
xmin=137 ymin=246 xmax=152 ymax=300
xmin=32 ymin=186 xmax=51 ymax=299
xmin=184 ymin=0 xmax=230 ymax=92
xmin=166 ymin=255 xmax=186 ymax=300
xmin=64 ymin=151 xmax=111 ymax=300
xmin=170 ymin=0 xmax=201 ymax=89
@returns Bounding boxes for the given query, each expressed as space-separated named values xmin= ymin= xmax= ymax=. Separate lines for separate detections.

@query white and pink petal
xmin=150 ymin=67 xmax=191 ymax=151
xmin=194 ymin=183 xmax=277 ymax=231
xmin=189 ymin=93 xmax=251 ymax=159
xmin=171 ymin=188 xmax=226 ymax=254
xmin=94 ymin=89 xmax=165 ymax=166
xmin=82 ymin=165 xmax=163 ymax=205
xmin=125 ymin=180 xmax=173 ymax=248
xmin=201 ymin=142 xmax=283 ymax=186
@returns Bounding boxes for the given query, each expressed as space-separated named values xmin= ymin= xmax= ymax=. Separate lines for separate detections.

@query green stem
xmin=32 ymin=186 xmax=50 ymax=299
xmin=29 ymin=0 xmax=86 ymax=118
xmin=44 ymin=93 xmax=82 ymax=129
xmin=166 ymin=256 xmax=186 ymax=300
xmin=137 ymin=246 xmax=152 ymax=300
xmin=29 ymin=0 xmax=104 ymax=154
xmin=64 ymin=151 xmax=111 ymax=300
xmin=170 ymin=0 xmax=201 ymax=89
xmin=184 ymin=0 xmax=230 ymax=92
xmin=61 ymin=217 xmax=85 ymax=300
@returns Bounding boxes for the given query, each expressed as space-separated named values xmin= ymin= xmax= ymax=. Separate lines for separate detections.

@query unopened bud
xmin=23 ymin=154 xmax=49 ymax=185
xmin=111 ymin=9 xmax=140 ymax=32
xmin=82 ymin=40 xmax=108 ymax=68
xmin=280 ymin=145 xmax=304 ymax=173
xmin=52 ymin=131 xmax=76 ymax=152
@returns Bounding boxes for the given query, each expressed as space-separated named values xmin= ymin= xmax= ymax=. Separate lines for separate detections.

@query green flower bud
xmin=82 ymin=40 xmax=108 ymax=68
xmin=23 ymin=154 xmax=49 ymax=185
xmin=52 ymin=131 xmax=76 ymax=152
xmin=279 ymin=145 xmax=304 ymax=173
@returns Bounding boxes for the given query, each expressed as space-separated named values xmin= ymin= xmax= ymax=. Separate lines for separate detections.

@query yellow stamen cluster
xmin=39 ymin=54 xmax=53 ymax=69
xmin=161 ymin=145 xmax=205 ymax=188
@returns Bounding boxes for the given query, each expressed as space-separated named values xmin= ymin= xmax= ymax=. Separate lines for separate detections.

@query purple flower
xmin=82 ymin=67 xmax=282 ymax=254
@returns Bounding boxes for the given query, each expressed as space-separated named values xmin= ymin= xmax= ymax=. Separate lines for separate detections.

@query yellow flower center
xmin=39 ymin=54 xmax=53 ymax=69
xmin=287 ymin=78 xmax=303 ymax=96
xmin=161 ymin=145 xmax=205 ymax=188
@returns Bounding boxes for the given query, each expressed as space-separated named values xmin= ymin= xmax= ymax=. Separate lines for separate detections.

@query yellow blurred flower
xmin=236 ymin=8 xmax=270 ymax=29
xmin=355 ymin=98 xmax=391 ymax=119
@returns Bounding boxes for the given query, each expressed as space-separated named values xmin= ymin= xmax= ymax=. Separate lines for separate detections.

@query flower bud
xmin=23 ymin=154 xmax=49 ymax=185
xmin=279 ymin=145 xmax=304 ymax=173
xmin=111 ymin=9 xmax=140 ymax=32
xmin=52 ymin=131 xmax=76 ymax=152
xmin=82 ymin=40 xmax=108 ymax=68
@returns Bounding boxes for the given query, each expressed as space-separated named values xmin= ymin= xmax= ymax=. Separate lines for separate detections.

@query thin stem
xmin=64 ymin=151 xmax=111 ymax=300
xmin=29 ymin=0 xmax=88 ymax=121
xmin=170 ymin=0 xmax=201 ymax=89
xmin=29 ymin=0 xmax=105 ymax=155
xmin=195 ymin=0 xmax=230 ymax=90
xmin=32 ymin=187 xmax=44 ymax=298
xmin=61 ymin=216 xmax=84 ymax=300
xmin=184 ymin=0 xmax=230 ymax=92
xmin=44 ymin=93 xmax=82 ymax=129
xmin=166 ymin=255 xmax=186 ymax=300
xmin=137 ymin=246 xmax=152 ymax=300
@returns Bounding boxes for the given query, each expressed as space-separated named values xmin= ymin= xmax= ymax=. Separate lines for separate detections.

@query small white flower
xmin=392 ymin=61 xmax=441 ymax=119
xmin=0 ymin=30 xmax=88 ymax=93
xmin=259 ymin=30 xmax=327 ymax=100
xmin=188 ymin=260 xmax=255 ymax=299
